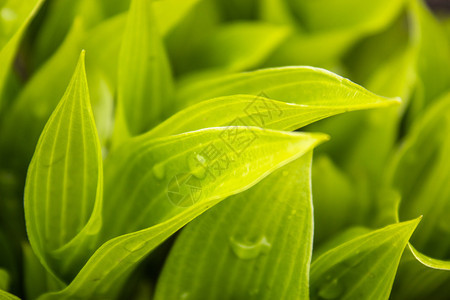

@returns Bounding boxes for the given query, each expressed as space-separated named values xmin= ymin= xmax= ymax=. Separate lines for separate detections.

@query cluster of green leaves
xmin=0 ymin=0 xmax=449 ymax=299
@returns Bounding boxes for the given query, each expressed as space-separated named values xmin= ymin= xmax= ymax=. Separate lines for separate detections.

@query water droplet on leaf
xmin=1 ymin=8 xmax=17 ymax=22
xmin=152 ymin=163 xmax=165 ymax=180
xmin=229 ymin=236 xmax=271 ymax=260
xmin=124 ymin=240 xmax=146 ymax=252
xmin=318 ymin=278 xmax=344 ymax=299
xmin=188 ymin=154 xmax=206 ymax=179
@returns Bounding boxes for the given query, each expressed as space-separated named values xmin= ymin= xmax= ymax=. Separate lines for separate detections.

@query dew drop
xmin=1 ymin=8 xmax=17 ymax=22
xmin=318 ymin=278 xmax=344 ymax=299
xmin=124 ymin=240 xmax=146 ymax=252
xmin=188 ymin=154 xmax=206 ymax=179
xmin=241 ymin=163 xmax=251 ymax=177
xmin=229 ymin=236 xmax=271 ymax=260
xmin=152 ymin=163 xmax=165 ymax=180
xmin=196 ymin=154 xmax=206 ymax=164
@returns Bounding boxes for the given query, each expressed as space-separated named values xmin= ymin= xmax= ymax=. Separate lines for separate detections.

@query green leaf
xmin=387 ymin=91 xmax=450 ymax=268
xmin=0 ymin=19 xmax=85 ymax=173
xmin=408 ymin=0 xmax=450 ymax=116
xmin=114 ymin=0 xmax=174 ymax=139
xmin=24 ymin=51 xmax=103 ymax=280
xmin=177 ymin=66 xmax=400 ymax=110
xmin=144 ymin=93 xmax=399 ymax=140
xmin=152 ymin=0 xmax=202 ymax=36
xmin=154 ymin=152 xmax=314 ymax=299
xmin=260 ymin=0 xmax=298 ymax=26
xmin=0 ymin=289 xmax=20 ymax=300
xmin=102 ymin=128 xmax=327 ymax=238
xmin=310 ymin=218 xmax=421 ymax=300
xmin=40 ymin=129 xmax=327 ymax=300
xmin=0 ymin=0 xmax=44 ymax=109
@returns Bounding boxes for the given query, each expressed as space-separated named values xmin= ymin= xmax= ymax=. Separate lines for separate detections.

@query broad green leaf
xmin=0 ymin=0 xmax=44 ymax=109
xmin=153 ymin=0 xmax=202 ymax=36
xmin=40 ymin=129 xmax=327 ymax=300
xmin=177 ymin=67 xmax=400 ymax=110
xmin=144 ymin=94 xmax=399 ymax=140
xmin=0 ymin=290 xmax=20 ymax=300
xmin=408 ymin=0 xmax=450 ymax=117
xmin=114 ymin=0 xmax=174 ymax=139
xmin=179 ymin=22 xmax=289 ymax=75
xmin=387 ymin=92 xmax=450 ymax=264
xmin=310 ymin=218 xmax=421 ymax=300
xmin=0 ymin=19 xmax=85 ymax=174
xmin=102 ymin=128 xmax=327 ymax=239
xmin=24 ymin=51 xmax=103 ymax=280
xmin=155 ymin=152 xmax=314 ymax=300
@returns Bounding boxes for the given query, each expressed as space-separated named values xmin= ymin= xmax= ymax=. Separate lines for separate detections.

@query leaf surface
xmin=0 ymin=290 xmax=20 ymax=300
xmin=154 ymin=152 xmax=314 ymax=300
xmin=177 ymin=67 xmax=400 ymax=110
xmin=114 ymin=0 xmax=174 ymax=139
xmin=24 ymin=51 xmax=103 ymax=280
xmin=310 ymin=218 xmax=420 ymax=300
xmin=145 ymin=94 xmax=399 ymax=140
